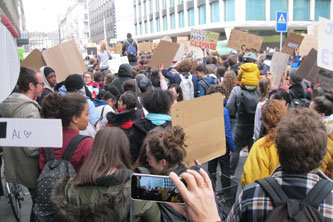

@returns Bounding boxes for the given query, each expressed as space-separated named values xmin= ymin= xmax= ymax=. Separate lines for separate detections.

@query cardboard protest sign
xmin=116 ymin=44 xmax=122 ymax=53
xmin=0 ymin=118 xmax=62 ymax=147
xmin=296 ymin=48 xmax=333 ymax=91
xmin=187 ymin=41 xmax=204 ymax=59
xmin=171 ymin=93 xmax=226 ymax=167
xmin=148 ymin=40 xmax=180 ymax=69
xmin=108 ymin=56 xmax=129 ymax=74
xmin=227 ymin=29 xmax=263 ymax=52
xmin=42 ymin=40 xmax=87 ymax=82
xmin=282 ymin=33 xmax=304 ymax=55
xmin=0 ymin=23 xmax=20 ymax=103
xmin=138 ymin=42 xmax=152 ymax=52
xmin=161 ymin=36 xmax=172 ymax=42
xmin=21 ymin=49 xmax=46 ymax=71
xmin=216 ymin=41 xmax=233 ymax=55
xmin=270 ymin=52 xmax=290 ymax=88
xmin=299 ymin=34 xmax=318 ymax=56
xmin=308 ymin=25 xmax=318 ymax=36
xmin=190 ymin=29 xmax=219 ymax=50
xmin=224 ymin=27 xmax=233 ymax=40
xmin=173 ymin=41 xmax=185 ymax=61
xmin=177 ymin=36 xmax=188 ymax=43
xmin=318 ymin=17 xmax=333 ymax=71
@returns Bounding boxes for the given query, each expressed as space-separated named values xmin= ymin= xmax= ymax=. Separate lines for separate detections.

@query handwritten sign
xmin=318 ymin=17 xmax=333 ymax=71
xmin=108 ymin=56 xmax=129 ymax=74
xmin=0 ymin=118 xmax=62 ymax=147
xmin=299 ymin=34 xmax=318 ymax=56
xmin=282 ymin=33 xmax=304 ymax=55
xmin=171 ymin=93 xmax=226 ymax=167
xmin=270 ymin=52 xmax=290 ymax=87
xmin=190 ymin=29 xmax=219 ymax=50
xmin=227 ymin=29 xmax=263 ymax=52
xmin=296 ymin=48 xmax=333 ymax=91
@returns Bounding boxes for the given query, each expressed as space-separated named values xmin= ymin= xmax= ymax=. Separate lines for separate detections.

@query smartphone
xmin=131 ymin=173 xmax=185 ymax=204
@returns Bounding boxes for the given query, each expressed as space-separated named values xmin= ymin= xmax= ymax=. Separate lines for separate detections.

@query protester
xmin=95 ymin=91 xmax=117 ymax=128
xmin=196 ymin=64 xmax=216 ymax=97
xmin=36 ymin=66 xmax=57 ymax=105
xmin=288 ymin=68 xmax=305 ymax=101
xmin=237 ymin=52 xmax=260 ymax=89
xmin=0 ymin=67 xmax=43 ymax=222
xmin=168 ymin=84 xmax=183 ymax=103
xmin=51 ymin=127 xmax=161 ymax=221
xmin=122 ymin=33 xmax=138 ymax=66
xmin=97 ymin=41 xmax=111 ymax=72
xmin=83 ymin=72 xmax=99 ymax=99
xmin=111 ymin=64 xmax=136 ymax=94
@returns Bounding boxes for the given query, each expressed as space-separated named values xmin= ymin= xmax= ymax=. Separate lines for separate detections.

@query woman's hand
xmin=168 ymin=169 xmax=221 ymax=222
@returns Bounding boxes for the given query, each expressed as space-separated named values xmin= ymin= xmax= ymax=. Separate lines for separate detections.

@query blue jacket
xmin=162 ymin=70 xmax=198 ymax=97
xmin=198 ymin=76 xmax=216 ymax=97
xmin=224 ymin=101 xmax=236 ymax=153
xmin=288 ymin=56 xmax=300 ymax=68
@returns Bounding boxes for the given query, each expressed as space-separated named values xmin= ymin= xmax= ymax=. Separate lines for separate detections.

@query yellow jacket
xmin=237 ymin=63 xmax=260 ymax=86
xmin=319 ymin=116 xmax=333 ymax=179
xmin=241 ymin=137 xmax=280 ymax=188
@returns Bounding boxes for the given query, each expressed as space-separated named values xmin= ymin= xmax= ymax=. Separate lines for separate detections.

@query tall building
xmin=87 ymin=0 xmax=135 ymax=44
xmin=59 ymin=0 xmax=89 ymax=53
xmin=133 ymin=0 xmax=333 ymax=41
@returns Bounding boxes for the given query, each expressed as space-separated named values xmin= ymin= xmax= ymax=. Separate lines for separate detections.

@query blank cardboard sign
xmin=138 ymin=42 xmax=152 ymax=52
xmin=299 ymin=34 xmax=318 ymax=56
xmin=0 ymin=23 xmax=20 ymax=103
xmin=282 ymin=33 xmax=304 ymax=55
xmin=21 ymin=49 xmax=46 ymax=71
xmin=42 ymin=40 xmax=87 ymax=82
xmin=270 ymin=52 xmax=290 ymax=88
xmin=0 ymin=118 xmax=62 ymax=147
xmin=148 ymin=40 xmax=180 ymax=69
xmin=171 ymin=93 xmax=226 ymax=167
xmin=227 ymin=29 xmax=263 ymax=51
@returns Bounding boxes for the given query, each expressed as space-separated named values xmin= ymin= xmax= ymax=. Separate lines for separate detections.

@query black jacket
xmin=129 ymin=118 xmax=171 ymax=162
xmin=289 ymin=83 xmax=305 ymax=100
xmin=111 ymin=64 xmax=135 ymax=94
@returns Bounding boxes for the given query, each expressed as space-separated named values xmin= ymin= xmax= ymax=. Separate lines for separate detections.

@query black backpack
xmin=237 ymin=88 xmax=259 ymax=123
xmin=256 ymin=177 xmax=333 ymax=222
xmin=33 ymin=135 xmax=90 ymax=221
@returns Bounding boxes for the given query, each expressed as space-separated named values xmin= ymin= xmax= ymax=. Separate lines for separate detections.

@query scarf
xmin=40 ymin=66 xmax=54 ymax=92
xmin=145 ymin=113 xmax=171 ymax=126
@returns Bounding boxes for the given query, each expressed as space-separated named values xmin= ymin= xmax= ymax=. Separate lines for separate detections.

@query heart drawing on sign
xmin=24 ymin=130 xmax=32 ymax=138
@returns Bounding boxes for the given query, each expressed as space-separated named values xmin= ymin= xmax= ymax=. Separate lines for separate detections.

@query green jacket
xmin=0 ymin=93 xmax=41 ymax=188
xmin=52 ymin=169 xmax=161 ymax=222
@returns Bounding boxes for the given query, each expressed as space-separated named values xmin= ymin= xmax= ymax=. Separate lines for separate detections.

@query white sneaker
xmin=240 ymin=150 xmax=249 ymax=157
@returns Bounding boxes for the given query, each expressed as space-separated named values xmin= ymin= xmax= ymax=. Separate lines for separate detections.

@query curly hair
xmin=147 ymin=126 xmax=187 ymax=172
xmin=275 ymin=108 xmax=327 ymax=174
xmin=261 ymin=99 xmax=287 ymax=148
xmin=177 ymin=59 xmax=192 ymax=73
xmin=221 ymin=70 xmax=237 ymax=100
xmin=142 ymin=88 xmax=173 ymax=114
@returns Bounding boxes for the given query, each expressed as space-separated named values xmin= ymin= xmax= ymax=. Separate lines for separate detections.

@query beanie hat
xmin=289 ymin=68 xmax=303 ymax=84
xmin=44 ymin=66 xmax=55 ymax=77
xmin=65 ymin=74 xmax=84 ymax=92
xmin=139 ymin=77 xmax=152 ymax=93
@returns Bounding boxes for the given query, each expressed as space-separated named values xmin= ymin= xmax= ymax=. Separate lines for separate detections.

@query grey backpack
xmin=33 ymin=135 xmax=90 ymax=221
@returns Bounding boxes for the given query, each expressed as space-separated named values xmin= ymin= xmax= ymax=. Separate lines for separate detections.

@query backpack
xmin=126 ymin=41 xmax=137 ymax=56
xmin=33 ymin=135 xmax=90 ymax=221
xmin=256 ymin=177 xmax=333 ymax=222
xmin=179 ymin=74 xmax=194 ymax=101
xmin=237 ymin=88 xmax=259 ymax=123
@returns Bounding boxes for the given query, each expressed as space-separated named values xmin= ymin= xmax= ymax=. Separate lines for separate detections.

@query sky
xmin=22 ymin=0 xmax=74 ymax=33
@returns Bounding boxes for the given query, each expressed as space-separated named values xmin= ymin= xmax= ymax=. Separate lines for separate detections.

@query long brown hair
xmin=258 ymin=78 xmax=270 ymax=102
xmin=72 ymin=127 xmax=131 ymax=185
xmin=221 ymin=70 xmax=237 ymax=100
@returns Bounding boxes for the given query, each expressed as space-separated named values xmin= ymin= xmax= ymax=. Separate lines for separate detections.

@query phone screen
xmin=131 ymin=173 xmax=185 ymax=203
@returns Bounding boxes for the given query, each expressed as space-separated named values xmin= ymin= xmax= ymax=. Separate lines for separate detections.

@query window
xmin=211 ymin=2 xmax=219 ymax=23
xmin=84 ymin=14 xmax=88 ymax=20
xmin=139 ymin=4 xmax=142 ymax=17
xmin=225 ymin=0 xmax=235 ymax=21
xmin=293 ymin=0 xmax=310 ymax=20
xmin=156 ymin=0 xmax=160 ymax=11
xmin=270 ymin=0 xmax=288 ymax=21
xmin=157 ymin=17 xmax=161 ymax=31
xmin=150 ymin=20 xmax=154 ymax=32
xmin=163 ymin=0 xmax=167 ymax=9
xmin=178 ymin=0 xmax=184 ymax=3
xmin=188 ymin=8 xmax=195 ymax=26
xmin=170 ymin=0 xmax=175 ymax=7
xmin=315 ymin=0 xmax=330 ymax=21
xmin=134 ymin=6 xmax=137 ymax=19
xmin=145 ymin=21 xmax=148 ymax=33
xmin=163 ymin=16 xmax=168 ymax=30
xmin=144 ymin=1 xmax=147 ymax=14
xmin=150 ymin=0 xmax=153 ymax=13
xmin=179 ymin=11 xmax=185 ymax=27
xmin=199 ymin=5 xmax=206 ymax=24
xmin=170 ymin=13 xmax=176 ymax=29
xmin=246 ymin=0 xmax=265 ymax=20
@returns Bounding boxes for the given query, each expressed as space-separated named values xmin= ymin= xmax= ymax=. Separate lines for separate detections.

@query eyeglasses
xmin=36 ymin=82 xmax=45 ymax=86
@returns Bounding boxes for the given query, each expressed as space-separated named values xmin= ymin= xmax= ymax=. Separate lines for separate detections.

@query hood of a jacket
xmin=51 ymin=169 xmax=132 ymax=222
xmin=117 ymin=64 xmax=133 ymax=78
xmin=106 ymin=109 xmax=142 ymax=127
xmin=240 ymin=63 xmax=258 ymax=72
xmin=0 ymin=93 xmax=40 ymax=117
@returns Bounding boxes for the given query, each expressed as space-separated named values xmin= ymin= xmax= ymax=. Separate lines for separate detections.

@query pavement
xmin=0 ymin=156 xmax=247 ymax=222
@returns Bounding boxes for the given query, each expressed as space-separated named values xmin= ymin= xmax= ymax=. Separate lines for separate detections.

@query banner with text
xmin=318 ymin=17 xmax=333 ymax=71
xmin=190 ymin=29 xmax=219 ymax=50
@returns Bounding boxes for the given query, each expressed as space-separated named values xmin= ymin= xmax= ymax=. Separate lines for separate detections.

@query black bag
xmin=256 ymin=177 xmax=333 ymax=222
xmin=34 ymin=135 xmax=90 ymax=221
xmin=237 ymin=88 xmax=259 ymax=123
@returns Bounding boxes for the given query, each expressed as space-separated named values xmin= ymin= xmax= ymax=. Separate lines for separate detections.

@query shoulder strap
xmin=200 ymin=79 xmax=209 ymax=89
xmin=45 ymin=148 xmax=55 ymax=162
xmin=256 ymin=177 xmax=289 ymax=207
xmin=100 ymin=105 xmax=106 ymax=119
xmin=303 ymin=179 xmax=333 ymax=208
xmin=62 ymin=135 xmax=91 ymax=161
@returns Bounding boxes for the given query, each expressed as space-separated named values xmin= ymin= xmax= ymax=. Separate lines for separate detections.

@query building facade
xmin=133 ymin=0 xmax=333 ymax=41
xmin=59 ymin=0 xmax=89 ymax=53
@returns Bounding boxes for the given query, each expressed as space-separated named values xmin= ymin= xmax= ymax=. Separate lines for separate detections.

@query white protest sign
xmin=0 ymin=119 xmax=63 ymax=147
xmin=270 ymin=52 xmax=290 ymax=88
xmin=0 ymin=23 xmax=20 ymax=103
xmin=318 ymin=17 xmax=333 ymax=71
xmin=108 ymin=56 xmax=129 ymax=74
xmin=173 ymin=41 xmax=185 ymax=61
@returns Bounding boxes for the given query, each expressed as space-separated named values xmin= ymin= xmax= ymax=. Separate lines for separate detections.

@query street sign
xmin=276 ymin=12 xmax=287 ymax=32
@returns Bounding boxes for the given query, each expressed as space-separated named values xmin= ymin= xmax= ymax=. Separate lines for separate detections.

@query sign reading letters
xmin=190 ymin=29 xmax=219 ymax=50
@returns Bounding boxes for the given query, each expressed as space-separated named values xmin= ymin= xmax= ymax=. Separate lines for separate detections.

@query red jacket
xmin=39 ymin=128 xmax=94 ymax=173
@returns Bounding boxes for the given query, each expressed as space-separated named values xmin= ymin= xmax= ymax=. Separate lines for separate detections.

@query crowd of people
xmin=1 ymin=32 xmax=333 ymax=221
